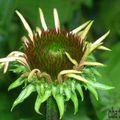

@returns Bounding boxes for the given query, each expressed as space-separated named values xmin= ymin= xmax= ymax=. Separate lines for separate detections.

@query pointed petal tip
xmin=53 ymin=8 xmax=60 ymax=32
xmin=80 ymin=20 xmax=93 ymax=40
xmin=39 ymin=8 xmax=48 ymax=31
xmin=98 ymin=46 xmax=112 ymax=51
xmin=53 ymin=8 xmax=57 ymax=11
xmin=15 ymin=10 xmax=19 ymax=14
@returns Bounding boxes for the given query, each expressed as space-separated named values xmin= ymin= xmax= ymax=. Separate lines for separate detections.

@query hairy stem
xmin=46 ymin=96 xmax=59 ymax=120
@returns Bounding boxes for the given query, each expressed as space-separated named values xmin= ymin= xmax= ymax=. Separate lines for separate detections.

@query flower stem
xmin=46 ymin=96 xmax=60 ymax=120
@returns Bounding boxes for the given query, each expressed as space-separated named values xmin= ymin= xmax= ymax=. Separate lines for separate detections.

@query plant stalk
xmin=46 ymin=96 xmax=60 ymax=120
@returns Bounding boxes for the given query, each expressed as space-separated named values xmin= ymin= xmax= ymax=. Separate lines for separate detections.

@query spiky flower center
xmin=25 ymin=29 xmax=85 ymax=79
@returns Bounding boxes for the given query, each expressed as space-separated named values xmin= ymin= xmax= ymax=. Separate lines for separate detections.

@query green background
xmin=0 ymin=0 xmax=120 ymax=120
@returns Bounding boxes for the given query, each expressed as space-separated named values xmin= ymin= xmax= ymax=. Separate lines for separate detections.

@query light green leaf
xmin=11 ymin=84 xmax=35 ymax=111
xmin=8 ymin=77 xmax=25 ymax=91
xmin=71 ymin=92 xmax=78 ymax=114
xmin=54 ymin=94 xmax=64 ymax=119
xmin=9 ymin=64 xmax=28 ymax=73
xmin=64 ymin=86 xmax=71 ymax=101
xmin=34 ymin=89 xmax=51 ymax=115
xmin=90 ymin=67 xmax=101 ymax=77
xmin=86 ymin=84 xmax=98 ymax=100
xmin=59 ymin=84 xmax=64 ymax=94
xmin=88 ymin=81 xmax=114 ymax=90
xmin=71 ymin=80 xmax=76 ymax=92
xmin=40 ymin=83 xmax=45 ymax=95
xmin=52 ymin=85 xmax=57 ymax=98
xmin=76 ymin=83 xmax=84 ymax=101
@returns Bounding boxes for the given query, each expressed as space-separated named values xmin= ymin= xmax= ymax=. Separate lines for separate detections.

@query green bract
xmin=0 ymin=8 xmax=114 ymax=119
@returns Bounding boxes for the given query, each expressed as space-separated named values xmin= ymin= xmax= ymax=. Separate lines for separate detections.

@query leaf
xmin=52 ymin=85 xmax=57 ymax=98
xmin=9 ymin=64 xmax=28 ymax=73
xmin=34 ymin=89 xmax=51 ymax=115
xmin=88 ymin=81 xmax=114 ymax=90
xmin=8 ymin=77 xmax=25 ymax=91
xmin=54 ymin=94 xmax=64 ymax=119
xmin=90 ymin=67 xmax=101 ymax=77
xmin=11 ymin=84 xmax=35 ymax=111
xmin=64 ymin=86 xmax=71 ymax=101
xmin=82 ymin=68 xmax=96 ymax=82
xmin=86 ymin=84 xmax=98 ymax=101
xmin=91 ymin=43 xmax=120 ymax=120
xmin=40 ymin=83 xmax=45 ymax=95
xmin=71 ymin=92 xmax=78 ymax=114
xmin=76 ymin=83 xmax=84 ymax=101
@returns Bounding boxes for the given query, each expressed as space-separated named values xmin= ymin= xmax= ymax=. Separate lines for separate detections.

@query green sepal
xmin=54 ymin=94 xmax=64 ymax=119
xmin=34 ymin=89 xmax=51 ymax=115
xmin=40 ymin=83 xmax=45 ymax=95
xmin=71 ymin=80 xmax=76 ymax=92
xmin=9 ymin=64 xmax=28 ymax=73
xmin=89 ymin=81 xmax=114 ymax=90
xmin=11 ymin=84 xmax=35 ymax=111
xmin=64 ymin=86 xmax=71 ymax=101
xmin=59 ymin=84 xmax=63 ymax=94
xmin=8 ymin=77 xmax=25 ymax=91
xmin=52 ymin=85 xmax=57 ymax=98
xmin=82 ymin=68 xmax=96 ymax=81
xmin=36 ymin=84 xmax=41 ymax=94
xmin=76 ymin=83 xmax=84 ymax=101
xmin=90 ymin=67 xmax=101 ymax=77
xmin=86 ymin=84 xmax=98 ymax=100
xmin=71 ymin=92 xmax=78 ymax=114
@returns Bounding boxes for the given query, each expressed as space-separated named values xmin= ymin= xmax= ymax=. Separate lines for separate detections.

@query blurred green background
xmin=0 ymin=0 xmax=120 ymax=120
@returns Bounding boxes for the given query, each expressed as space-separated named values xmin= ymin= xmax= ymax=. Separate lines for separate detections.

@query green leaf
xmin=71 ymin=92 xmax=78 ymax=114
xmin=40 ymin=83 xmax=45 ymax=95
xmin=71 ymin=80 xmax=76 ymax=92
xmin=88 ymin=81 xmax=114 ymax=90
xmin=52 ymin=85 xmax=57 ymax=98
xmin=82 ymin=68 xmax=97 ymax=81
xmin=59 ymin=84 xmax=64 ymax=94
xmin=9 ymin=64 xmax=28 ymax=73
xmin=91 ymin=43 xmax=120 ymax=120
xmin=34 ymin=89 xmax=51 ymax=115
xmin=54 ymin=94 xmax=64 ymax=119
xmin=64 ymin=86 xmax=71 ymax=101
xmin=35 ymin=81 xmax=46 ymax=95
xmin=8 ymin=77 xmax=25 ymax=91
xmin=90 ymin=67 xmax=101 ymax=77
xmin=76 ymin=83 xmax=84 ymax=101
xmin=86 ymin=84 xmax=98 ymax=101
xmin=11 ymin=84 xmax=35 ymax=111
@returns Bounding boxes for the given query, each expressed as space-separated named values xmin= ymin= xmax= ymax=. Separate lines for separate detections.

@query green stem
xmin=46 ymin=96 xmax=60 ymax=120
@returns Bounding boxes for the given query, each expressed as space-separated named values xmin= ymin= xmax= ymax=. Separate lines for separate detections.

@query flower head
xmin=0 ymin=8 xmax=114 ymax=119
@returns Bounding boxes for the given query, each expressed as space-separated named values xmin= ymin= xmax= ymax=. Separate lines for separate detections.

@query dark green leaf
xmin=11 ymin=84 xmax=35 ymax=111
